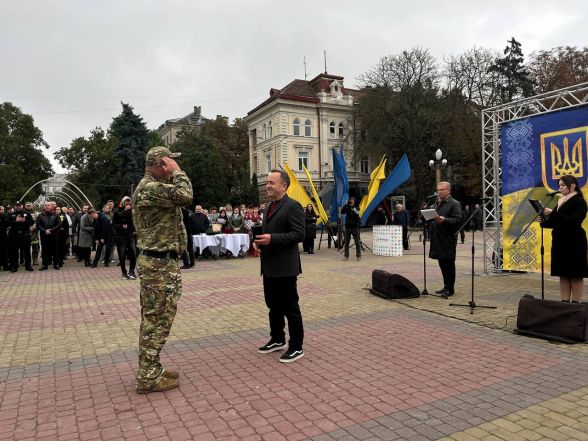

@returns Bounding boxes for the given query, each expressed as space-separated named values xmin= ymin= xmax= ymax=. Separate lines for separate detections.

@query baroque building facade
xmin=244 ymin=73 xmax=372 ymax=201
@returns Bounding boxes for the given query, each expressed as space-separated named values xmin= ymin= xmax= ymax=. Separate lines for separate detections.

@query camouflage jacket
xmin=132 ymin=170 xmax=193 ymax=254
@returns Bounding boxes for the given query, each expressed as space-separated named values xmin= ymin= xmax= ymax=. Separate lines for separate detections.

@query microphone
xmin=425 ymin=193 xmax=437 ymax=200
xmin=546 ymin=190 xmax=561 ymax=196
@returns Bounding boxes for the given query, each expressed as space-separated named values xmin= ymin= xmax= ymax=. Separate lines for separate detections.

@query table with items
xmin=192 ymin=233 xmax=250 ymax=257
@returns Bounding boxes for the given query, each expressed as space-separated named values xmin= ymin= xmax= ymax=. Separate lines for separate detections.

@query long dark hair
xmin=560 ymin=175 xmax=584 ymax=200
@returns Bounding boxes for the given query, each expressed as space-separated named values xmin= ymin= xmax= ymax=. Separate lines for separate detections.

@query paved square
xmin=1 ymin=231 xmax=587 ymax=440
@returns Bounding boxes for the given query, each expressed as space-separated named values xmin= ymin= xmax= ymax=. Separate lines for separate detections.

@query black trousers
xmin=92 ymin=239 xmax=113 ymax=266
xmin=438 ymin=258 xmax=456 ymax=291
xmin=303 ymin=237 xmax=314 ymax=252
xmin=9 ymin=235 xmax=31 ymax=269
xmin=263 ymin=276 xmax=304 ymax=350
xmin=40 ymin=234 xmax=58 ymax=267
xmin=116 ymin=235 xmax=137 ymax=274
xmin=344 ymin=227 xmax=361 ymax=257
xmin=182 ymin=234 xmax=195 ymax=266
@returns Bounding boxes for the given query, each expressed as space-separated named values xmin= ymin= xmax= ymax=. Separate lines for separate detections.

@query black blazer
xmin=260 ymin=195 xmax=305 ymax=277
xmin=429 ymin=196 xmax=462 ymax=261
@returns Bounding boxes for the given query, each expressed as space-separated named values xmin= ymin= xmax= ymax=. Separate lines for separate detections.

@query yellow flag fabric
xmin=302 ymin=165 xmax=329 ymax=224
xmin=283 ymin=163 xmax=316 ymax=214
xmin=359 ymin=156 xmax=387 ymax=216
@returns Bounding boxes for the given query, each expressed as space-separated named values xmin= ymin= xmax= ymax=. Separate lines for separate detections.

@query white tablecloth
xmin=222 ymin=234 xmax=250 ymax=256
xmin=192 ymin=235 xmax=222 ymax=256
xmin=192 ymin=234 xmax=250 ymax=257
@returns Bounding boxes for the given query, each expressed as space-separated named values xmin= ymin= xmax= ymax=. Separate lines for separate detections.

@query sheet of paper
xmin=420 ymin=209 xmax=438 ymax=221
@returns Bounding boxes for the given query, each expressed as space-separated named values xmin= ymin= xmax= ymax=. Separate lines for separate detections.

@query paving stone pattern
xmin=0 ymin=231 xmax=586 ymax=440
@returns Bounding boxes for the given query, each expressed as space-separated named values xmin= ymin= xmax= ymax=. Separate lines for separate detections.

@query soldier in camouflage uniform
xmin=132 ymin=146 xmax=193 ymax=394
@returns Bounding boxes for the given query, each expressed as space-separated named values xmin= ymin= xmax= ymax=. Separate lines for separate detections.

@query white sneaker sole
xmin=279 ymin=352 xmax=304 ymax=363
xmin=258 ymin=344 xmax=286 ymax=354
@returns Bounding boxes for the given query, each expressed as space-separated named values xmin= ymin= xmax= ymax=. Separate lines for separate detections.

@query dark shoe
xmin=357 ymin=256 xmax=361 ymax=261
xmin=258 ymin=340 xmax=286 ymax=354
xmin=10 ymin=268 xmax=17 ymax=273
xmin=53 ymin=265 xmax=60 ymax=270
xmin=435 ymin=288 xmax=446 ymax=294
xmin=162 ymin=369 xmax=179 ymax=379
xmin=180 ymin=265 xmax=190 ymax=269
xmin=84 ymin=261 xmax=91 ymax=267
xmin=136 ymin=376 xmax=179 ymax=394
xmin=90 ymin=264 xmax=97 ymax=268
xmin=39 ymin=266 xmax=48 ymax=271
xmin=279 ymin=348 xmax=304 ymax=363
xmin=342 ymin=257 xmax=349 ymax=261
xmin=441 ymin=290 xmax=454 ymax=299
xmin=25 ymin=267 xmax=34 ymax=272
xmin=122 ymin=274 xmax=130 ymax=280
xmin=128 ymin=271 xmax=137 ymax=280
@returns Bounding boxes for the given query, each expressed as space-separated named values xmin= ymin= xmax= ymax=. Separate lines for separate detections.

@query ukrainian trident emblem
xmin=540 ymin=127 xmax=588 ymax=192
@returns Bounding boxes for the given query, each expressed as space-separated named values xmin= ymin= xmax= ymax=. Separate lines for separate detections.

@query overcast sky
xmin=1 ymin=0 xmax=587 ymax=173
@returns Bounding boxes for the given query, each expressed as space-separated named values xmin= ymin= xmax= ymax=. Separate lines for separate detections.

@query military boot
xmin=162 ymin=369 xmax=179 ymax=379
xmin=136 ymin=376 xmax=179 ymax=394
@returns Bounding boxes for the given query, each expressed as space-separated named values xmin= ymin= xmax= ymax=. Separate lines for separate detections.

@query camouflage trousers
xmin=136 ymin=254 xmax=182 ymax=389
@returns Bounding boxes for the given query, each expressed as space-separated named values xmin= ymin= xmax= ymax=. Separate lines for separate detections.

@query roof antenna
xmin=303 ymin=56 xmax=308 ymax=80
xmin=324 ymin=50 xmax=327 ymax=74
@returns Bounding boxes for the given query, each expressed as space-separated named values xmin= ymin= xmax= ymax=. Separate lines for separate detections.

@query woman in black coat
xmin=541 ymin=174 xmax=587 ymax=302
xmin=303 ymin=205 xmax=317 ymax=254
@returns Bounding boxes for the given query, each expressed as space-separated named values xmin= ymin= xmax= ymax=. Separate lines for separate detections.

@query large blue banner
xmin=501 ymin=105 xmax=588 ymax=271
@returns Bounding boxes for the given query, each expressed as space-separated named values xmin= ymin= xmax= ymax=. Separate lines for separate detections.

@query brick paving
xmin=0 ymin=231 xmax=586 ymax=440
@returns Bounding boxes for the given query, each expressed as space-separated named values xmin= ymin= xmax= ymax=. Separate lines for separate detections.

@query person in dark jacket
xmin=0 ymin=206 xmax=8 ymax=270
xmin=36 ymin=202 xmax=62 ymax=270
xmin=392 ymin=203 xmax=410 ymax=250
xmin=303 ymin=204 xmax=317 ymax=254
xmin=113 ymin=197 xmax=137 ymax=279
xmin=341 ymin=197 xmax=362 ymax=261
xmin=55 ymin=207 xmax=70 ymax=266
xmin=254 ymin=170 xmax=305 ymax=363
xmin=374 ymin=205 xmax=387 ymax=225
xmin=8 ymin=201 xmax=34 ymax=272
xmin=429 ymin=182 xmax=462 ymax=298
xmin=181 ymin=207 xmax=195 ymax=268
xmin=541 ymin=174 xmax=587 ymax=303
xmin=91 ymin=208 xmax=115 ymax=268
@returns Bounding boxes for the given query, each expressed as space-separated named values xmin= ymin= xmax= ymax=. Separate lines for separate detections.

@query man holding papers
xmin=428 ymin=182 xmax=462 ymax=298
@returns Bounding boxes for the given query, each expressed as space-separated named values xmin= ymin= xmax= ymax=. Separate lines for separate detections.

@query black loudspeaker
xmin=516 ymin=294 xmax=588 ymax=343
xmin=370 ymin=270 xmax=420 ymax=299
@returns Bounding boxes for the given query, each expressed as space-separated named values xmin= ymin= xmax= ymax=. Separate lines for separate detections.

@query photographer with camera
xmin=341 ymin=197 xmax=361 ymax=261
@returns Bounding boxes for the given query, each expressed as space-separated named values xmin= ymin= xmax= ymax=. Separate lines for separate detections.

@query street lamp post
xmin=428 ymin=148 xmax=448 ymax=185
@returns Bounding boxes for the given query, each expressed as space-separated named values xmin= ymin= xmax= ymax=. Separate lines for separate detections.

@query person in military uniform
xmin=132 ymin=146 xmax=193 ymax=394
xmin=8 ymin=201 xmax=34 ymax=272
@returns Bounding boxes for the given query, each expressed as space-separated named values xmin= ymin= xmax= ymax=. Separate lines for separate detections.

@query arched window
xmin=338 ymin=122 xmax=345 ymax=138
xmin=329 ymin=122 xmax=336 ymax=138
xmin=293 ymin=118 xmax=300 ymax=136
xmin=304 ymin=119 xmax=312 ymax=137
xmin=267 ymin=121 xmax=272 ymax=139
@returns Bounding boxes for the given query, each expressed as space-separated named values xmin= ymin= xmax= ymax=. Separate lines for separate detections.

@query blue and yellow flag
xmin=359 ymin=156 xmax=387 ymax=216
xmin=302 ymin=165 xmax=329 ymax=224
xmin=283 ymin=162 xmax=316 ymax=212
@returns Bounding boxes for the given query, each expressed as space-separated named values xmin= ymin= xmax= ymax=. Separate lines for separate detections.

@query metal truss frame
xmin=482 ymin=82 xmax=588 ymax=273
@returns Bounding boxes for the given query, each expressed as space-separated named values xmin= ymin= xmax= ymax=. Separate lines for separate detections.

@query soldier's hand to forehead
xmin=161 ymin=156 xmax=180 ymax=175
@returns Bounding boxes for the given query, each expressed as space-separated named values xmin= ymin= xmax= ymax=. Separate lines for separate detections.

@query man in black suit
xmin=254 ymin=170 xmax=305 ymax=363
xmin=429 ymin=182 xmax=462 ymax=298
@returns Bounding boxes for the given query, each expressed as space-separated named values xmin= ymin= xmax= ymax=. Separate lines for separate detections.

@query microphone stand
xmin=449 ymin=203 xmax=497 ymax=314
xmin=512 ymin=193 xmax=558 ymax=300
